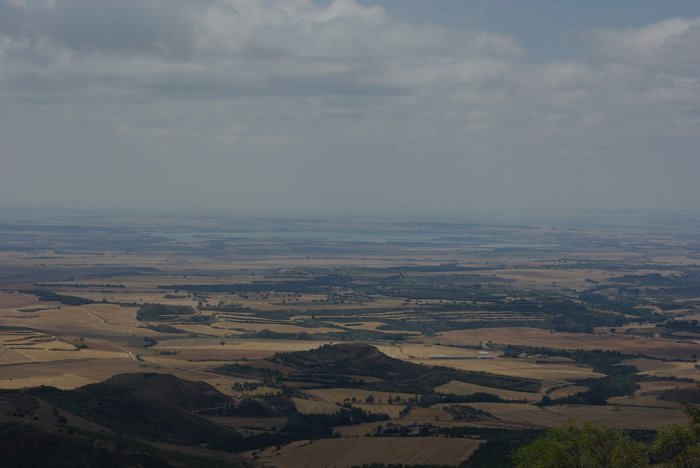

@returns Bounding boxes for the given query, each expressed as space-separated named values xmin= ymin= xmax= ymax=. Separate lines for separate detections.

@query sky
xmin=1 ymin=0 xmax=699 ymax=217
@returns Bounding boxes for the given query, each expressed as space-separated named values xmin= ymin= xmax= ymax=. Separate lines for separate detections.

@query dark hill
xmin=273 ymin=343 xmax=417 ymax=378
xmin=244 ymin=343 xmax=540 ymax=393
xmin=30 ymin=373 xmax=236 ymax=444
xmin=77 ymin=373 xmax=232 ymax=410
xmin=227 ymin=397 xmax=289 ymax=417
xmin=0 ymin=422 xmax=173 ymax=468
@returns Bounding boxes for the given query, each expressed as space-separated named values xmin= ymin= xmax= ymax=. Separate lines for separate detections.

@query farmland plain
xmin=0 ymin=210 xmax=699 ymax=466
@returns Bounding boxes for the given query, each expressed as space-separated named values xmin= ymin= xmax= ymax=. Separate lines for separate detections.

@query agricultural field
xmin=291 ymin=398 xmax=340 ymax=415
xmin=0 ymin=211 xmax=699 ymax=466
xmin=463 ymin=402 xmax=690 ymax=429
xmin=607 ymin=380 xmax=695 ymax=409
xmin=624 ymin=358 xmax=700 ymax=380
xmin=434 ymin=381 xmax=540 ymax=402
xmin=0 ymin=328 xmax=128 ymax=368
xmin=253 ymin=437 xmax=483 ymax=467
xmin=426 ymin=327 xmax=700 ymax=360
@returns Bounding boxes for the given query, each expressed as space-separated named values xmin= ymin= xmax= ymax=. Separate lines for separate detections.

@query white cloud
xmin=366 ymin=58 xmax=511 ymax=87
xmin=0 ymin=2 xmax=699 ymax=213
xmin=0 ymin=0 xmax=524 ymax=96
xmin=588 ymin=16 xmax=700 ymax=67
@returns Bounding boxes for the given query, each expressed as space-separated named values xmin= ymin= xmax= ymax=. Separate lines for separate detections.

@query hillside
xmin=219 ymin=343 xmax=540 ymax=394
xmin=29 ymin=373 xmax=236 ymax=444
xmin=0 ymin=422 xmax=175 ymax=468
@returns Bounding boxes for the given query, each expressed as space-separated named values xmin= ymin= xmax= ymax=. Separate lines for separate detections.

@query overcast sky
xmin=1 ymin=0 xmax=699 ymax=217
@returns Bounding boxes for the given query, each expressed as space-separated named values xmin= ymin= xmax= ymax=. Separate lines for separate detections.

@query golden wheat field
xmin=162 ymin=338 xmax=326 ymax=350
xmin=545 ymin=384 xmax=589 ymax=400
xmin=427 ymin=327 xmax=699 ymax=359
xmin=623 ymin=358 xmax=700 ymax=380
xmin=291 ymin=398 xmax=341 ymax=414
xmin=434 ymin=380 xmax=540 ymax=401
xmin=0 ymin=292 xmax=41 ymax=309
xmin=417 ymin=356 xmax=600 ymax=380
xmin=399 ymin=406 xmax=454 ymax=423
xmin=0 ymin=329 xmax=129 ymax=366
xmin=255 ymin=437 xmax=483 ymax=467
xmin=0 ymin=305 xmax=150 ymax=338
xmin=211 ymin=321 xmax=342 ymax=334
xmin=464 ymin=402 xmax=689 ymax=429
xmin=607 ymin=380 xmax=697 ymax=409
xmin=376 ymin=343 xmax=494 ymax=360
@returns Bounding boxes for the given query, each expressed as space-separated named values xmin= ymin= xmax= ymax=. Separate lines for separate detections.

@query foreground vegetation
xmin=514 ymin=397 xmax=700 ymax=468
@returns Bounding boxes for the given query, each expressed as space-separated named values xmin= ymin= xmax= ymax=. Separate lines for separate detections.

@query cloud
xmin=0 ymin=0 xmax=523 ymax=97
xmin=0 ymin=1 xmax=698 ymax=213
xmin=587 ymin=16 xmax=700 ymax=68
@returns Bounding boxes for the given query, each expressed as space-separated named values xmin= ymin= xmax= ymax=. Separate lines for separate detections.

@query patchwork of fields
xmin=1 ymin=215 xmax=698 ymax=466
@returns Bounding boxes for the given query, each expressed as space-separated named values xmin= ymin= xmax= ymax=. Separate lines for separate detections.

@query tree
xmin=652 ymin=397 xmax=700 ymax=468
xmin=512 ymin=419 xmax=648 ymax=468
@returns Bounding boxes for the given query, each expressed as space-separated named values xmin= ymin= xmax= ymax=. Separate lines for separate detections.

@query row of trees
xmin=342 ymin=395 xmax=407 ymax=404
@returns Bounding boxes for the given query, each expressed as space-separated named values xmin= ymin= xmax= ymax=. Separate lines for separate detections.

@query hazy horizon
xmin=3 ymin=204 xmax=700 ymax=232
xmin=2 ymin=0 xmax=699 ymax=216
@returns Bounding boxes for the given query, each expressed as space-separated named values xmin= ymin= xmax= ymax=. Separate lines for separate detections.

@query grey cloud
xmin=0 ymin=1 xmax=698 ymax=214
xmin=139 ymin=69 xmax=406 ymax=99
xmin=0 ymin=0 xmax=522 ymax=98
xmin=587 ymin=16 xmax=700 ymax=68
xmin=1 ymin=0 xmax=195 ymax=57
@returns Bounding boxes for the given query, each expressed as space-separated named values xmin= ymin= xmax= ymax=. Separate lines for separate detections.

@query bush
xmin=512 ymin=420 xmax=648 ymax=468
